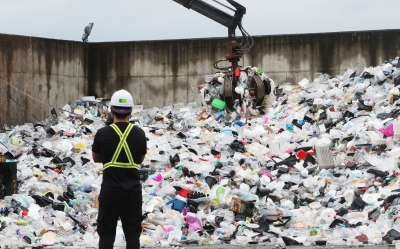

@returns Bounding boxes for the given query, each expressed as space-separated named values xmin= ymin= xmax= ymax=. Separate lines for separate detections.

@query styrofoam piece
xmin=313 ymin=98 xmax=324 ymax=105
xmin=309 ymin=202 xmax=321 ymax=209
xmin=329 ymin=111 xmax=342 ymax=119
xmin=204 ymin=74 xmax=214 ymax=83
xmin=245 ymin=142 xmax=269 ymax=159
xmin=81 ymin=96 xmax=96 ymax=101
xmin=237 ymin=126 xmax=266 ymax=140
xmin=329 ymin=129 xmax=341 ymax=139
xmin=362 ymin=193 xmax=380 ymax=205
xmin=376 ymin=71 xmax=387 ymax=81
xmin=319 ymin=124 xmax=326 ymax=134
xmin=314 ymin=83 xmax=330 ymax=91
xmin=132 ymin=105 xmax=143 ymax=114
xmin=147 ymin=137 xmax=172 ymax=152
xmin=268 ymin=140 xmax=280 ymax=154
xmin=42 ymin=141 xmax=53 ymax=149
xmin=393 ymin=121 xmax=400 ymax=141
xmin=73 ymin=108 xmax=84 ymax=115
xmin=390 ymin=147 xmax=400 ymax=158
xmin=298 ymin=78 xmax=310 ymax=89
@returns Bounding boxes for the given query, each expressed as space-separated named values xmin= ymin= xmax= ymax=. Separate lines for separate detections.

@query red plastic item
xmin=355 ymin=234 xmax=368 ymax=243
xmin=21 ymin=210 xmax=28 ymax=217
xmin=296 ymin=150 xmax=307 ymax=160
xmin=178 ymin=188 xmax=193 ymax=198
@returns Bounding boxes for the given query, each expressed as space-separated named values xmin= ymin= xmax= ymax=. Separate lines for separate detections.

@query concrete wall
xmin=0 ymin=34 xmax=87 ymax=126
xmin=0 ymin=29 xmax=399 ymax=125
xmin=244 ymin=30 xmax=400 ymax=85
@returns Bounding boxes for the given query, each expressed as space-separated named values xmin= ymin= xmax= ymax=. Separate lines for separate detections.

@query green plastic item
xmin=17 ymin=219 xmax=26 ymax=226
xmin=211 ymin=99 xmax=226 ymax=110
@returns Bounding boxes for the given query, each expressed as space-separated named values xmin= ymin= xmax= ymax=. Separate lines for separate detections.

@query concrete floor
xmin=40 ymin=245 xmax=393 ymax=249
xmin=116 ymin=245 xmax=393 ymax=249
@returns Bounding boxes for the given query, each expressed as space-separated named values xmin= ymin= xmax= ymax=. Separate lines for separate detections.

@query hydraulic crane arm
xmin=172 ymin=0 xmax=264 ymax=112
xmin=172 ymin=0 xmax=246 ymax=39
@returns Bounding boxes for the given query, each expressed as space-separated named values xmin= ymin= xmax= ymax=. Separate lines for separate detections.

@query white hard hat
xmin=110 ymin=89 xmax=134 ymax=114
xmin=110 ymin=89 xmax=134 ymax=107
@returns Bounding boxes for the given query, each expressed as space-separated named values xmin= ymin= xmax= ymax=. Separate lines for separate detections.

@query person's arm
xmin=92 ymin=152 xmax=102 ymax=163
xmin=92 ymin=131 xmax=102 ymax=163
xmin=138 ymin=129 xmax=147 ymax=164
xmin=139 ymin=154 xmax=145 ymax=164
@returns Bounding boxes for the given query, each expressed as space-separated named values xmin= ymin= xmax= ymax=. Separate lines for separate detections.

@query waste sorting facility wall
xmin=0 ymin=29 xmax=399 ymax=126
xmin=0 ymin=34 xmax=87 ymax=126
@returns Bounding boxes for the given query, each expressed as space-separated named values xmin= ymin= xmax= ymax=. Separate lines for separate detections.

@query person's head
xmin=109 ymin=89 xmax=134 ymax=120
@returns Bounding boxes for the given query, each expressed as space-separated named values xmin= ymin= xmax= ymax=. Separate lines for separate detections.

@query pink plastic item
xmin=186 ymin=215 xmax=202 ymax=231
xmin=379 ymin=123 xmax=394 ymax=137
xmin=152 ymin=173 xmax=163 ymax=182
xmin=161 ymin=225 xmax=174 ymax=233
xmin=182 ymin=207 xmax=190 ymax=216
xmin=285 ymin=148 xmax=293 ymax=154
xmin=262 ymin=172 xmax=274 ymax=179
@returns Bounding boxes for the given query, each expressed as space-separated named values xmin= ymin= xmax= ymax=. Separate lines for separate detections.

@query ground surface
xmin=38 ymin=245 xmax=394 ymax=249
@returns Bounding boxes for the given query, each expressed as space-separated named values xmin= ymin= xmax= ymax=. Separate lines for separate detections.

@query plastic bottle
xmin=321 ymin=193 xmax=332 ymax=207
xmin=229 ymin=189 xmax=259 ymax=202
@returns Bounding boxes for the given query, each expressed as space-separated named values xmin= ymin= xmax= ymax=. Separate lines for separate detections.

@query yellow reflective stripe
xmin=109 ymin=124 xmax=133 ymax=164
xmin=105 ymin=162 xmax=135 ymax=166
xmin=111 ymin=123 xmax=123 ymax=136
xmin=126 ymin=152 xmax=134 ymax=165
xmin=105 ymin=123 xmax=138 ymax=170
xmin=103 ymin=164 xmax=138 ymax=170
xmin=110 ymin=124 xmax=129 ymax=163
xmin=121 ymin=125 xmax=135 ymax=165
xmin=109 ymin=124 xmax=124 ymax=163
xmin=104 ymin=163 xmax=137 ymax=166
xmin=124 ymin=143 xmax=135 ymax=165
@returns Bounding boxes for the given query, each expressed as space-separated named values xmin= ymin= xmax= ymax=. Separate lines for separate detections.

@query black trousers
xmin=97 ymin=189 xmax=142 ymax=249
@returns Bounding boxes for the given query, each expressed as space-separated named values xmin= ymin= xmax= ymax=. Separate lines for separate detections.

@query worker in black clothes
xmin=92 ymin=89 xmax=147 ymax=249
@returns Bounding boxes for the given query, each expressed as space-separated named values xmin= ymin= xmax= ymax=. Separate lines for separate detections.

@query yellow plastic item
xmin=75 ymin=142 xmax=86 ymax=149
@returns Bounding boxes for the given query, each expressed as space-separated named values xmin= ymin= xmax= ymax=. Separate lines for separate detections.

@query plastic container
xmin=315 ymin=137 xmax=335 ymax=169
xmin=178 ymin=188 xmax=193 ymax=198
xmin=211 ymin=99 xmax=226 ymax=110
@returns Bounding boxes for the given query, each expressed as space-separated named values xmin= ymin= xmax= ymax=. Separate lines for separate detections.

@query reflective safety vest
xmin=103 ymin=123 xmax=139 ymax=170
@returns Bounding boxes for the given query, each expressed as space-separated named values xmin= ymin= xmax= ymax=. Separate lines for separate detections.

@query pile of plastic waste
xmin=2 ymin=58 xmax=400 ymax=248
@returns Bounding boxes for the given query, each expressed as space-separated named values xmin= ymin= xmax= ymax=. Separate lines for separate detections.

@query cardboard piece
xmin=95 ymin=194 xmax=99 ymax=208
xmin=229 ymin=196 xmax=255 ymax=217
